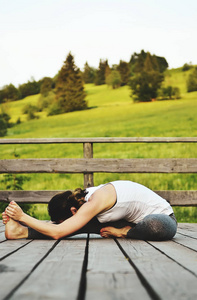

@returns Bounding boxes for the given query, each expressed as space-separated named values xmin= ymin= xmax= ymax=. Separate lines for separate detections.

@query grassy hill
xmin=0 ymin=67 xmax=197 ymax=221
xmin=164 ymin=67 xmax=190 ymax=93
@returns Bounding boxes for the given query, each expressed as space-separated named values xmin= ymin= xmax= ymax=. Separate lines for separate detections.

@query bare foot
xmin=100 ymin=226 xmax=132 ymax=238
xmin=5 ymin=217 xmax=28 ymax=240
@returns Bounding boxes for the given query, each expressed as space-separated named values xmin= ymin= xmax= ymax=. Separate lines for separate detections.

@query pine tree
xmin=40 ymin=77 xmax=53 ymax=97
xmin=144 ymin=52 xmax=154 ymax=72
xmin=130 ymin=51 xmax=168 ymax=74
xmin=82 ymin=62 xmax=96 ymax=83
xmin=117 ymin=60 xmax=130 ymax=85
xmin=95 ymin=59 xmax=109 ymax=85
xmin=55 ymin=53 xmax=87 ymax=113
xmin=133 ymin=50 xmax=147 ymax=73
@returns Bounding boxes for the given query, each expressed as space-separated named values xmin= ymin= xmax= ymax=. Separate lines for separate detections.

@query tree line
xmin=0 ymin=49 xmax=188 ymax=105
xmin=0 ymin=78 xmax=52 ymax=104
xmin=1 ymin=51 xmax=196 ymax=105
xmin=0 ymin=50 xmax=196 ymax=136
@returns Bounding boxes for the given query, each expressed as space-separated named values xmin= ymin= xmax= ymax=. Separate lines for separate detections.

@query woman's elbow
xmin=51 ymin=229 xmax=66 ymax=240
xmin=51 ymin=233 xmax=60 ymax=240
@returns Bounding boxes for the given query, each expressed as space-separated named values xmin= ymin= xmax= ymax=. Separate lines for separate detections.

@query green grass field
xmin=0 ymin=67 xmax=197 ymax=221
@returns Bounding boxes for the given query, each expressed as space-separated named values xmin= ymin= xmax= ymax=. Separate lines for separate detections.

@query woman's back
xmin=86 ymin=180 xmax=173 ymax=224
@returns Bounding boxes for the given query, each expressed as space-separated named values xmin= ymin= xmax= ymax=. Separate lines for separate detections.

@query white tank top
xmin=85 ymin=180 xmax=173 ymax=224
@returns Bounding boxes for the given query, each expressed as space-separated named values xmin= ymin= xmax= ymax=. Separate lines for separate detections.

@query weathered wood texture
xmin=0 ymin=223 xmax=197 ymax=300
xmin=8 ymin=238 xmax=88 ymax=300
xmin=176 ymin=223 xmax=197 ymax=239
xmin=0 ymin=239 xmax=57 ymax=299
xmin=0 ymin=190 xmax=197 ymax=206
xmin=117 ymin=237 xmax=197 ymax=300
xmin=1 ymin=158 xmax=197 ymax=173
xmin=86 ymin=236 xmax=151 ymax=300
xmin=83 ymin=142 xmax=94 ymax=188
xmin=174 ymin=233 xmax=197 ymax=251
xmin=148 ymin=239 xmax=197 ymax=274
xmin=1 ymin=137 xmax=197 ymax=144
xmin=0 ymin=137 xmax=196 ymax=207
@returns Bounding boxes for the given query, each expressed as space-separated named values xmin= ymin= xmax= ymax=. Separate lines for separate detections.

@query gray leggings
xmin=28 ymin=214 xmax=177 ymax=241
xmin=127 ymin=214 xmax=177 ymax=241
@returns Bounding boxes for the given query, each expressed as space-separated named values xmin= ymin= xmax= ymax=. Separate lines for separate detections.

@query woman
xmin=3 ymin=180 xmax=177 ymax=241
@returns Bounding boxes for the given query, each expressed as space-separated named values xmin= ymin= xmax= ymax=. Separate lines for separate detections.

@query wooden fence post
xmin=83 ymin=142 xmax=94 ymax=188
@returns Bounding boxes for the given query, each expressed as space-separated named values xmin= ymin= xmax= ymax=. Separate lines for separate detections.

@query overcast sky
xmin=0 ymin=0 xmax=196 ymax=88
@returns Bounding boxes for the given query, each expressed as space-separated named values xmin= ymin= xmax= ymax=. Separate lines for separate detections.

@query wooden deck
xmin=0 ymin=222 xmax=197 ymax=300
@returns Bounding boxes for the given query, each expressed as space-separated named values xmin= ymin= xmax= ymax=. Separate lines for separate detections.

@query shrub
xmin=106 ymin=70 xmax=121 ymax=89
xmin=27 ymin=110 xmax=39 ymax=120
xmin=22 ymin=104 xmax=39 ymax=114
xmin=21 ymin=104 xmax=39 ymax=120
xmin=47 ymin=101 xmax=62 ymax=116
xmin=158 ymin=86 xmax=181 ymax=100
xmin=37 ymin=91 xmax=55 ymax=112
xmin=182 ymin=63 xmax=192 ymax=71
xmin=16 ymin=117 xmax=21 ymax=124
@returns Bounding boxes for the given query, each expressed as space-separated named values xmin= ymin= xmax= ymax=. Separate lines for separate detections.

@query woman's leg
xmin=126 ymin=214 xmax=177 ymax=241
xmin=27 ymin=227 xmax=53 ymax=239
xmin=3 ymin=208 xmax=134 ymax=240
xmin=26 ymin=219 xmax=101 ymax=239
xmin=28 ymin=218 xmax=132 ymax=239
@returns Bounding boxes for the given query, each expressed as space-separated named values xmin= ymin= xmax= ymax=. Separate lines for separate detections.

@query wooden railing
xmin=0 ymin=137 xmax=197 ymax=206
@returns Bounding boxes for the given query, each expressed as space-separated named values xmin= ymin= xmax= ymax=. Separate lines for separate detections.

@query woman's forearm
xmin=6 ymin=200 xmax=100 ymax=239
xmin=6 ymin=202 xmax=64 ymax=239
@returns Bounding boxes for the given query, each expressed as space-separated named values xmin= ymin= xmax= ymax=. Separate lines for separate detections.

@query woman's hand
xmin=6 ymin=201 xmax=24 ymax=221
xmin=2 ymin=211 xmax=9 ymax=224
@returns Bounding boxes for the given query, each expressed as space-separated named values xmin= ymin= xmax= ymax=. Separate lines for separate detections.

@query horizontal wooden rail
xmin=0 ymin=190 xmax=197 ymax=206
xmin=0 ymin=137 xmax=197 ymax=144
xmin=0 ymin=158 xmax=197 ymax=173
xmin=1 ymin=137 xmax=196 ymax=206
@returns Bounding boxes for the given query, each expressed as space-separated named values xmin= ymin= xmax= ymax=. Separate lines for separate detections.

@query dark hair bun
xmin=73 ymin=188 xmax=88 ymax=199
xmin=69 ymin=188 xmax=88 ymax=207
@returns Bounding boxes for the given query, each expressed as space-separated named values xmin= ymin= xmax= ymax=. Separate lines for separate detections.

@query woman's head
xmin=48 ymin=188 xmax=88 ymax=223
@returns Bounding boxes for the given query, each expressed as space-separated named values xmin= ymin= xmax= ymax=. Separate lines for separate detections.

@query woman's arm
xmin=6 ymin=184 xmax=116 ymax=239
xmin=5 ymin=199 xmax=104 ymax=239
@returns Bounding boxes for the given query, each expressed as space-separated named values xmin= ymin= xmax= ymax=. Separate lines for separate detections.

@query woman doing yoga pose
xmin=3 ymin=180 xmax=177 ymax=241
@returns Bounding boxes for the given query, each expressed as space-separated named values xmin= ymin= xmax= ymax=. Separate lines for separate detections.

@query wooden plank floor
xmin=0 ymin=222 xmax=197 ymax=300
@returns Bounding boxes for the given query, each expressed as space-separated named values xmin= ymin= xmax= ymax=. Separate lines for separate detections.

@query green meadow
xmin=0 ymin=67 xmax=197 ymax=221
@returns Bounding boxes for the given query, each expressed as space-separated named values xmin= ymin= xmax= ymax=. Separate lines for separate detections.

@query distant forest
xmin=0 ymin=50 xmax=196 ymax=116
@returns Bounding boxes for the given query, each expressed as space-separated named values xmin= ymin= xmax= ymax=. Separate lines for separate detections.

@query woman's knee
xmin=143 ymin=214 xmax=177 ymax=240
